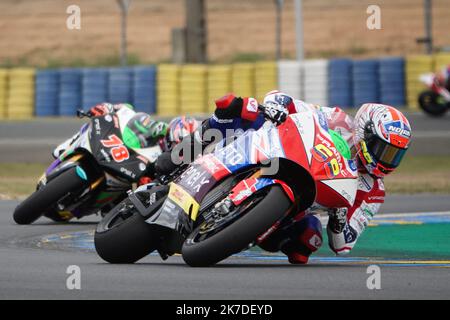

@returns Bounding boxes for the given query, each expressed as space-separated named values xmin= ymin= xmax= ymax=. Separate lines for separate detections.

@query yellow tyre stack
xmin=433 ymin=53 xmax=450 ymax=72
xmin=6 ymin=68 xmax=36 ymax=119
xmin=232 ymin=63 xmax=255 ymax=98
xmin=179 ymin=64 xmax=208 ymax=115
xmin=0 ymin=69 xmax=8 ymax=119
xmin=405 ymin=55 xmax=434 ymax=110
xmin=255 ymin=61 xmax=277 ymax=102
xmin=157 ymin=64 xmax=180 ymax=117
xmin=207 ymin=65 xmax=232 ymax=113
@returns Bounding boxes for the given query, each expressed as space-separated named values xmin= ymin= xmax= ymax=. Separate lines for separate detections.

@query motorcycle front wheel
xmin=94 ymin=196 xmax=162 ymax=264
xmin=13 ymin=167 xmax=86 ymax=225
xmin=182 ymin=185 xmax=292 ymax=267
xmin=418 ymin=91 xmax=449 ymax=117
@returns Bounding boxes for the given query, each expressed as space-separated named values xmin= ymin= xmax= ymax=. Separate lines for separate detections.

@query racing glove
xmin=327 ymin=207 xmax=348 ymax=233
xmin=89 ymin=103 xmax=115 ymax=116
xmin=262 ymin=102 xmax=289 ymax=125
xmin=214 ymin=94 xmax=259 ymax=122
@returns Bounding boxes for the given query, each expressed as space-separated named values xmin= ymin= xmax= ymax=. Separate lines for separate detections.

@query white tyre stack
xmin=278 ymin=60 xmax=303 ymax=100
xmin=303 ymin=59 xmax=329 ymax=107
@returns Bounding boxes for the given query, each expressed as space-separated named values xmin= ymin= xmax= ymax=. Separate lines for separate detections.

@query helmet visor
xmin=367 ymin=136 xmax=407 ymax=168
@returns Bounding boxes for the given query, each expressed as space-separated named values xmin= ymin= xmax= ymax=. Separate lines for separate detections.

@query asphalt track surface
xmin=0 ymin=195 xmax=449 ymax=300
xmin=0 ymin=112 xmax=449 ymax=163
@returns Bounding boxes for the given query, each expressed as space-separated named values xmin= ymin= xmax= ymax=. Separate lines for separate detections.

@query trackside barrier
xmin=328 ymin=58 xmax=352 ymax=108
xmin=352 ymin=59 xmax=379 ymax=107
xmin=7 ymin=68 xmax=35 ymax=119
xmin=207 ymin=65 xmax=232 ymax=113
xmin=157 ymin=64 xmax=180 ymax=116
xmin=0 ymin=69 xmax=7 ymax=119
xmin=133 ymin=66 xmax=157 ymax=114
xmin=278 ymin=60 xmax=303 ymax=99
xmin=379 ymin=57 xmax=405 ymax=107
xmin=59 ymin=68 xmax=81 ymax=116
xmin=108 ymin=67 xmax=133 ymax=105
xmin=180 ymin=64 xmax=208 ymax=115
xmin=82 ymin=68 xmax=108 ymax=110
xmin=5 ymin=55 xmax=450 ymax=119
xmin=255 ymin=61 xmax=277 ymax=102
xmin=35 ymin=70 xmax=59 ymax=116
xmin=406 ymin=55 xmax=434 ymax=110
xmin=232 ymin=63 xmax=255 ymax=98
xmin=303 ymin=59 xmax=328 ymax=107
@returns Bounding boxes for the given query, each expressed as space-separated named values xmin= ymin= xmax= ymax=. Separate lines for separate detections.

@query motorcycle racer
xmin=53 ymin=102 xmax=168 ymax=186
xmin=435 ymin=65 xmax=450 ymax=91
xmin=197 ymin=91 xmax=412 ymax=264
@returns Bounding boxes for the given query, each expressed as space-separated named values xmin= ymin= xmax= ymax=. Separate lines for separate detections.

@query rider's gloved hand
xmin=214 ymin=94 xmax=259 ymax=122
xmin=327 ymin=208 xmax=348 ymax=233
xmin=155 ymin=151 xmax=178 ymax=176
xmin=89 ymin=103 xmax=114 ymax=117
xmin=262 ymin=102 xmax=289 ymax=125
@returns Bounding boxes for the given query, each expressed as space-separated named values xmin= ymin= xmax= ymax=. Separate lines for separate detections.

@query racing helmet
xmin=353 ymin=103 xmax=412 ymax=178
xmin=263 ymin=90 xmax=295 ymax=112
xmin=123 ymin=112 xmax=168 ymax=149
xmin=162 ymin=116 xmax=200 ymax=151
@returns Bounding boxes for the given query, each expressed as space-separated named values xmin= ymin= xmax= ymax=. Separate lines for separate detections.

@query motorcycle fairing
xmin=229 ymin=177 xmax=295 ymax=206
xmin=147 ymin=110 xmax=358 ymax=232
xmin=89 ymin=116 xmax=143 ymax=181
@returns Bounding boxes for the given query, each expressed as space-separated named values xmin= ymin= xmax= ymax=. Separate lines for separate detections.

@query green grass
xmin=0 ymin=155 xmax=449 ymax=199
xmin=0 ymin=163 xmax=47 ymax=199
xmin=383 ymin=154 xmax=450 ymax=194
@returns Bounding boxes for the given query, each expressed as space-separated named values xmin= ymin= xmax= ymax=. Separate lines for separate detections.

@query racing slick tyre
xmin=13 ymin=167 xmax=85 ymax=225
xmin=418 ymin=91 xmax=449 ymax=117
xmin=182 ymin=186 xmax=292 ymax=267
xmin=94 ymin=200 xmax=159 ymax=264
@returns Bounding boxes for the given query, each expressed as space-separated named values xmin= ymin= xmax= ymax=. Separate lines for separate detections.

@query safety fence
xmin=1 ymin=53 xmax=450 ymax=119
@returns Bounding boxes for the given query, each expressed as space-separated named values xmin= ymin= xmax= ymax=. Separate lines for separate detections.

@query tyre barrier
xmin=379 ymin=57 xmax=405 ymax=107
xmin=7 ymin=68 xmax=35 ymax=119
xmin=133 ymin=66 xmax=157 ymax=114
xmin=328 ymin=58 xmax=352 ymax=108
xmin=278 ymin=60 xmax=303 ymax=99
xmin=59 ymin=68 xmax=81 ymax=116
xmin=0 ymin=69 xmax=8 ymax=119
xmin=352 ymin=59 xmax=379 ymax=107
xmin=35 ymin=70 xmax=59 ymax=117
xmin=108 ymin=67 xmax=133 ymax=105
xmin=303 ymin=59 xmax=328 ymax=107
xmin=207 ymin=65 xmax=232 ymax=113
xmin=82 ymin=68 xmax=108 ymax=110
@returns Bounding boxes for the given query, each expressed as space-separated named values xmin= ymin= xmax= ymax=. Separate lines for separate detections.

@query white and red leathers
xmin=211 ymin=91 xmax=387 ymax=264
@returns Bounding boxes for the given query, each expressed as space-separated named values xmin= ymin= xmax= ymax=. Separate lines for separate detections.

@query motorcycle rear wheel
xmin=182 ymin=186 xmax=292 ymax=267
xmin=13 ymin=167 xmax=85 ymax=225
xmin=418 ymin=91 xmax=449 ymax=117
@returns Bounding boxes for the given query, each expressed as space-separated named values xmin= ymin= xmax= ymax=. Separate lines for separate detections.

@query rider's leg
xmin=280 ymin=214 xmax=323 ymax=264
xmin=258 ymin=214 xmax=323 ymax=264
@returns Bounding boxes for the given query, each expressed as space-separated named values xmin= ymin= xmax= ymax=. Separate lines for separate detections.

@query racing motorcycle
xmin=13 ymin=108 xmax=163 ymax=225
xmin=418 ymin=73 xmax=450 ymax=116
xmin=94 ymin=107 xmax=359 ymax=267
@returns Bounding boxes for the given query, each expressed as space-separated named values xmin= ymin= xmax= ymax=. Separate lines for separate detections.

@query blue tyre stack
xmin=82 ymin=68 xmax=109 ymax=109
xmin=378 ymin=57 xmax=405 ymax=107
xmin=108 ymin=67 xmax=133 ymax=105
xmin=58 ymin=68 xmax=82 ymax=116
xmin=132 ymin=66 xmax=157 ymax=114
xmin=35 ymin=70 xmax=59 ymax=116
xmin=352 ymin=59 xmax=380 ymax=107
xmin=328 ymin=59 xmax=353 ymax=108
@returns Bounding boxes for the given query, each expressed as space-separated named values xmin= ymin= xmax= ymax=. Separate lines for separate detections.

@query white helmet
xmin=353 ymin=103 xmax=412 ymax=178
